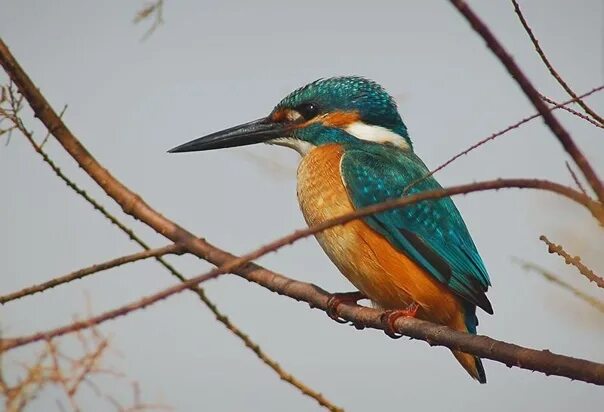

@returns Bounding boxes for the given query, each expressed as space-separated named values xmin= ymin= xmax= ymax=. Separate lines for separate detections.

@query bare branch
xmin=0 ymin=82 xmax=22 ymax=145
xmin=514 ymin=258 xmax=604 ymax=313
xmin=9 ymin=105 xmax=342 ymax=412
xmin=0 ymin=325 xmax=167 ymax=411
xmin=41 ymin=103 xmax=67 ymax=148
xmin=540 ymin=235 xmax=604 ymax=290
xmin=511 ymin=0 xmax=604 ymax=125
xmin=449 ymin=0 xmax=604 ymax=203
xmin=1 ymin=77 xmax=342 ymax=411
xmin=566 ymin=161 xmax=588 ymax=196
xmin=404 ymin=85 xmax=604 ymax=194
xmin=0 ymin=243 xmax=185 ymax=304
xmin=1 ymin=34 xmax=603 ymax=384
xmin=540 ymin=94 xmax=604 ymax=129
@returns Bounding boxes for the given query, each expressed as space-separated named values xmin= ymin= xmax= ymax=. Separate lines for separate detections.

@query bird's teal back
xmin=340 ymin=140 xmax=493 ymax=315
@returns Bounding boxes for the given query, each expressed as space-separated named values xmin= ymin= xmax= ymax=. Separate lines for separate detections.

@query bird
xmin=169 ymin=76 xmax=493 ymax=383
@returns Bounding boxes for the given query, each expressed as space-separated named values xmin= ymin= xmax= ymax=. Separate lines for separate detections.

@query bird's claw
xmin=381 ymin=302 xmax=419 ymax=339
xmin=326 ymin=291 xmax=366 ymax=323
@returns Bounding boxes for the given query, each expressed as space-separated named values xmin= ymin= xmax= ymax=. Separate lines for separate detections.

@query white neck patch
xmin=268 ymin=137 xmax=315 ymax=156
xmin=345 ymin=121 xmax=410 ymax=150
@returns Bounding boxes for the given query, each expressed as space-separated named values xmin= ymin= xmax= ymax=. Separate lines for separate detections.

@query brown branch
xmin=67 ymin=338 xmax=110 ymax=397
xmin=1 ymin=36 xmax=603 ymax=384
xmin=540 ymin=94 xmax=604 ymax=130
xmin=511 ymin=0 xmax=604 ymax=125
xmin=1 ymin=92 xmax=342 ymax=412
xmin=404 ymin=85 xmax=604 ymax=194
xmin=540 ymin=235 xmax=604 ymax=290
xmin=514 ymin=258 xmax=604 ymax=313
xmin=0 ymin=243 xmax=185 ymax=305
xmin=2 ymin=178 xmax=604 ymax=385
xmin=566 ymin=161 xmax=588 ymax=196
xmin=449 ymin=0 xmax=604 ymax=203
xmin=40 ymin=103 xmax=67 ymax=148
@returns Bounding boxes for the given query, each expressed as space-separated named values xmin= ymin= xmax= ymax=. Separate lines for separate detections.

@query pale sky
xmin=1 ymin=1 xmax=603 ymax=411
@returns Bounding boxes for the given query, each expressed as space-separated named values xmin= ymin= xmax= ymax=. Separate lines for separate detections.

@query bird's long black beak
xmin=168 ymin=117 xmax=287 ymax=153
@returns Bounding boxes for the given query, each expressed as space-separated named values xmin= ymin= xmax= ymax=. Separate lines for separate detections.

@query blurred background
xmin=1 ymin=0 xmax=603 ymax=410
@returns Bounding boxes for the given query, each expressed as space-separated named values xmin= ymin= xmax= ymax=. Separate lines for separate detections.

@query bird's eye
xmin=294 ymin=102 xmax=320 ymax=120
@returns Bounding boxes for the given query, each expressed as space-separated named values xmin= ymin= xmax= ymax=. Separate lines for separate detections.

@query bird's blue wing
xmin=341 ymin=146 xmax=493 ymax=313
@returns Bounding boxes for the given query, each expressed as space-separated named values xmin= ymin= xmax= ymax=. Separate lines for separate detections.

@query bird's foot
xmin=381 ymin=302 xmax=419 ymax=339
xmin=326 ymin=291 xmax=366 ymax=324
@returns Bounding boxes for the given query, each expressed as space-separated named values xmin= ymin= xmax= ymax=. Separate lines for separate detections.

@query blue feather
xmin=340 ymin=144 xmax=493 ymax=314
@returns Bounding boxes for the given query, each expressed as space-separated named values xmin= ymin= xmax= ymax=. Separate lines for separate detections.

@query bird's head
xmin=169 ymin=76 xmax=411 ymax=155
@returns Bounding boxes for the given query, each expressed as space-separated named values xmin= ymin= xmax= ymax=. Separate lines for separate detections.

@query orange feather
xmin=297 ymin=144 xmax=482 ymax=380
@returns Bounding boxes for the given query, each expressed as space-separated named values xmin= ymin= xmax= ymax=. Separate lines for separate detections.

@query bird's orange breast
xmin=297 ymin=144 xmax=463 ymax=326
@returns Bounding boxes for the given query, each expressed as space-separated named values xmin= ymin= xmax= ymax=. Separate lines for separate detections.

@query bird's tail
xmin=450 ymin=303 xmax=487 ymax=384
xmin=452 ymin=349 xmax=486 ymax=384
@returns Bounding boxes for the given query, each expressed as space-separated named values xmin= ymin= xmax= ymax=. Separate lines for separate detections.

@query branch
xmin=1 ymin=36 xmax=603 ymax=384
xmin=449 ymin=0 xmax=604 ymax=203
xmin=404 ymin=85 xmax=604 ymax=194
xmin=540 ymin=94 xmax=604 ymax=130
xmin=2 ymin=87 xmax=341 ymax=412
xmin=511 ymin=0 xmax=604 ymax=125
xmin=0 ymin=323 xmax=168 ymax=411
xmin=514 ymin=258 xmax=604 ymax=312
xmin=0 ymin=243 xmax=184 ymax=305
xmin=540 ymin=235 xmax=604 ymax=290
xmin=566 ymin=161 xmax=588 ymax=196
xmin=2 ymin=178 xmax=604 ymax=385
xmin=134 ymin=0 xmax=164 ymax=41
xmin=1 ymin=92 xmax=342 ymax=412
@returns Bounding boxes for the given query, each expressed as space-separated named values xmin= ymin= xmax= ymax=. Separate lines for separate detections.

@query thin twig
xmin=449 ymin=0 xmax=604 ymax=203
xmin=0 ymin=243 xmax=185 ymax=304
xmin=1 ymin=324 xmax=168 ymax=411
xmin=134 ymin=0 xmax=164 ymax=41
xmin=40 ymin=104 xmax=67 ymax=148
xmin=540 ymin=94 xmax=603 ymax=129
xmin=540 ymin=235 xmax=604 ymax=289
xmin=403 ymin=85 xmax=604 ymax=195
xmin=565 ymin=161 xmax=588 ymax=196
xmin=511 ymin=0 xmax=604 ymax=125
xmin=514 ymin=258 xmax=604 ymax=313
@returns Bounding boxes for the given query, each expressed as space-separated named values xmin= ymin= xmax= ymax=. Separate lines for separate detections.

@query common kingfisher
xmin=169 ymin=77 xmax=492 ymax=383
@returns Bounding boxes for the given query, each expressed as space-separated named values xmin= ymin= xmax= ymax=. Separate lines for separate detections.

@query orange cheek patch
xmin=320 ymin=111 xmax=360 ymax=128
xmin=272 ymin=108 xmax=303 ymax=123
xmin=271 ymin=109 xmax=287 ymax=122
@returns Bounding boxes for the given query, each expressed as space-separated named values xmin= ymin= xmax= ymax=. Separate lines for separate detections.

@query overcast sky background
xmin=1 ymin=1 xmax=603 ymax=411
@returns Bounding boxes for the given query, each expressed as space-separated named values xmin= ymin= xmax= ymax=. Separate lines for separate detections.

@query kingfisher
xmin=169 ymin=77 xmax=492 ymax=383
